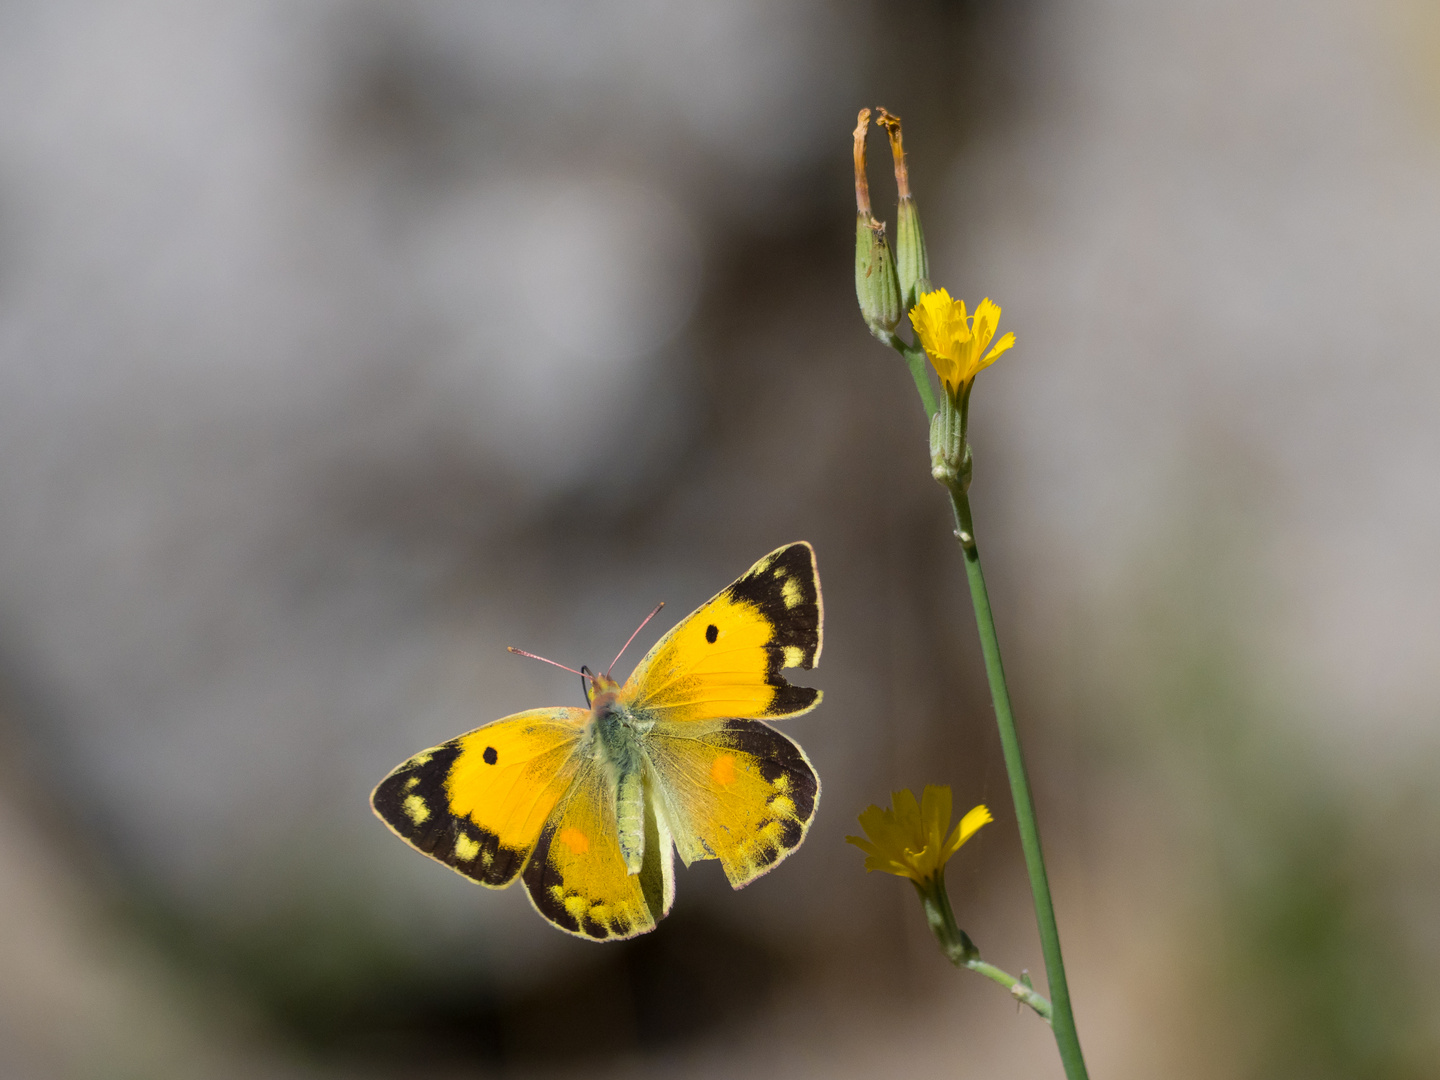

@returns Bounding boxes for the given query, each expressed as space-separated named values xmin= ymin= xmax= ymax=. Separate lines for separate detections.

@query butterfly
xmin=371 ymin=542 xmax=824 ymax=941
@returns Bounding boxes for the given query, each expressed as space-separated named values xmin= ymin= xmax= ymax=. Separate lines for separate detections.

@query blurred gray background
xmin=1 ymin=1 xmax=1437 ymax=1077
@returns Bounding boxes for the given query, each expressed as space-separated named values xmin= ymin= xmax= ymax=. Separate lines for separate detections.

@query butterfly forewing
xmin=370 ymin=707 xmax=588 ymax=886
xmin=622 ymin=542 xmax=823 ymax=724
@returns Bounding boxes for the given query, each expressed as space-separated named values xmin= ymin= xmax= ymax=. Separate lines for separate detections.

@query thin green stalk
xmin=949 ymin=485 xmax=1089 ymax=1080
xmin=968 ymin=958 xmax=1050 ymax=1017
xmin=882 ymin=324 xmax=1084 ymax=1073
xmin=901 ymin=345 xmax=937 ymax=420
xmin=917 ymin=872 xmax=1053 ymax=1022
xmin=879 ymin=331 xmax=938 ymax=419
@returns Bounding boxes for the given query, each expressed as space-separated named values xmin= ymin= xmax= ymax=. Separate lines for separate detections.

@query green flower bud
xmin=876 ymin=108 xmax=930 ymax=309
xmin=856 ymin=216 xmax=901 ymax=339
xmin=853 ymin=109 xmax=901 ymax=340
xmin=895 ymin=196 xmax=929 ymax=311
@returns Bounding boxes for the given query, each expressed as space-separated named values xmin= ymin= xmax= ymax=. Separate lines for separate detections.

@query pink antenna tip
xmin=506 ymin=646 xmax=589 ymax=679
xmin=607 ymin=601 xmax=665 ymax=677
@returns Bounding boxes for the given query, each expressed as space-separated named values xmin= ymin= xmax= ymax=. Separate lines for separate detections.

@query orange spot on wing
xmin=710 ymin=754 xmax=737 ymax=787
xmin=557 ymin=827 xmax=590 ymax=854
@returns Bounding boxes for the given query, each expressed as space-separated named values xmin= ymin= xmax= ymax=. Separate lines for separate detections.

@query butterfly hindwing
xmin=521 ymin=758 xmax=676 ymax=941
xmin=647 ymin=717 xmax=819 ymax=886
xmin=370 ymin=707 xmax=588 ymax=887
xmin=623 ymin=542 xmax=823 ymax=724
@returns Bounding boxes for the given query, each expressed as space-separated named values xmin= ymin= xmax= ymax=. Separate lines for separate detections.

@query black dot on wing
xmin=483 ymin=746 xmax=498 ymax=765
xmin=705 ymin=624 xmax=718 ymax=643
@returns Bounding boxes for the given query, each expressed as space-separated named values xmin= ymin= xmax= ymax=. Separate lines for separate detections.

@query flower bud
xmin=876 ymin=109 xmax=930 ymax=309
xmin=856 ymin=217 xmax=902 ymax=338
xmin=895 ymin=197 xmax=929 ymax=311
xmin=853 ymin=109 xmax=902 ymax=339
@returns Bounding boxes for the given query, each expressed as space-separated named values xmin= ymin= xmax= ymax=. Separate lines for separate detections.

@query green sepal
xmin=915 ymin=872 xmax=981 ymax=965
xmin=930 ymin=390 xmax=966 ymax=491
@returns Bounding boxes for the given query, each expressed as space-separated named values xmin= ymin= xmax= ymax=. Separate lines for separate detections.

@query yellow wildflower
xmin=909 ymin=288 xmax=1016 ymax=398
xmin=847 ymin=785 xmax=992 ymax=883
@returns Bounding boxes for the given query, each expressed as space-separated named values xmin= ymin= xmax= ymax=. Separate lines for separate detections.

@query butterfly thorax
xmin=588 ymin=675 xmax=656 ymax=876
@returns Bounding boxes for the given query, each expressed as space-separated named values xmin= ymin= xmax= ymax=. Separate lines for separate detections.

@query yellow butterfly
xmin=371 ymin=542 xmax=824 ymax=941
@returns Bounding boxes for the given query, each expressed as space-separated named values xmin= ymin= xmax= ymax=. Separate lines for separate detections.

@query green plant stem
xmin=879 ymin=324 xmax=1085 ymax=1073
xmin=880 ymin=332 xmax=938 ymax=418
xmin=949 ymin=484 xmax=1089 ymax=1080
xmin=901 ymin=345 xmax=937 ymax=419
xmin=917 ymin=873 xmax=1053 ymax=1022
xmin=969 ymin=958 xmax=1050 ymax=1014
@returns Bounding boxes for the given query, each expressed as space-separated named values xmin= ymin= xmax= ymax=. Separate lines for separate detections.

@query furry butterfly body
xmin=371 ymin=542 xmax=824 ymax=940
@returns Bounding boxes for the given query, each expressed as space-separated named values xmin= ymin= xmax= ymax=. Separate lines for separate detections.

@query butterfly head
xmin=585 ymin=666 xmax=623 ymax=709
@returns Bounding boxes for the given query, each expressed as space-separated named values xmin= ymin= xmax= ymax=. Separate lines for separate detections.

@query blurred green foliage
xmin=1089 ymin=464 xmax=1439 ymax=1079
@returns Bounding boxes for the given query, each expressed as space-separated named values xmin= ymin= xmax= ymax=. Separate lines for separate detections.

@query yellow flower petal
xmin=942 ymin=804 xmax=994 ymax=859
xmin=971 ymin=298 xmax=1002 ymax=354
xmin=920 ymin=784 xmax=952 ymax=858
xmin=909 ymin=289 xmax=969 ymax=359
xmin=978 ymin=331 xmax=1015 ymax=371
xmin=891 ymin=788 xmax=922 ymax=831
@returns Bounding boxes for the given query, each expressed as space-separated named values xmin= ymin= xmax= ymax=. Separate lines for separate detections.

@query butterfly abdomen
xmin=614 ymin=769 xmax=645 ymax=873
xmin=594 ymin=696 xmax=653 ymax=876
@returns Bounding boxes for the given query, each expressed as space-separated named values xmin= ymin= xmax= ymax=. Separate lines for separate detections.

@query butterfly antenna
xmin=506 ymin=646 xmax=589 ymax=679
xmin=607 ymin=601 xmax=665 ymax=678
